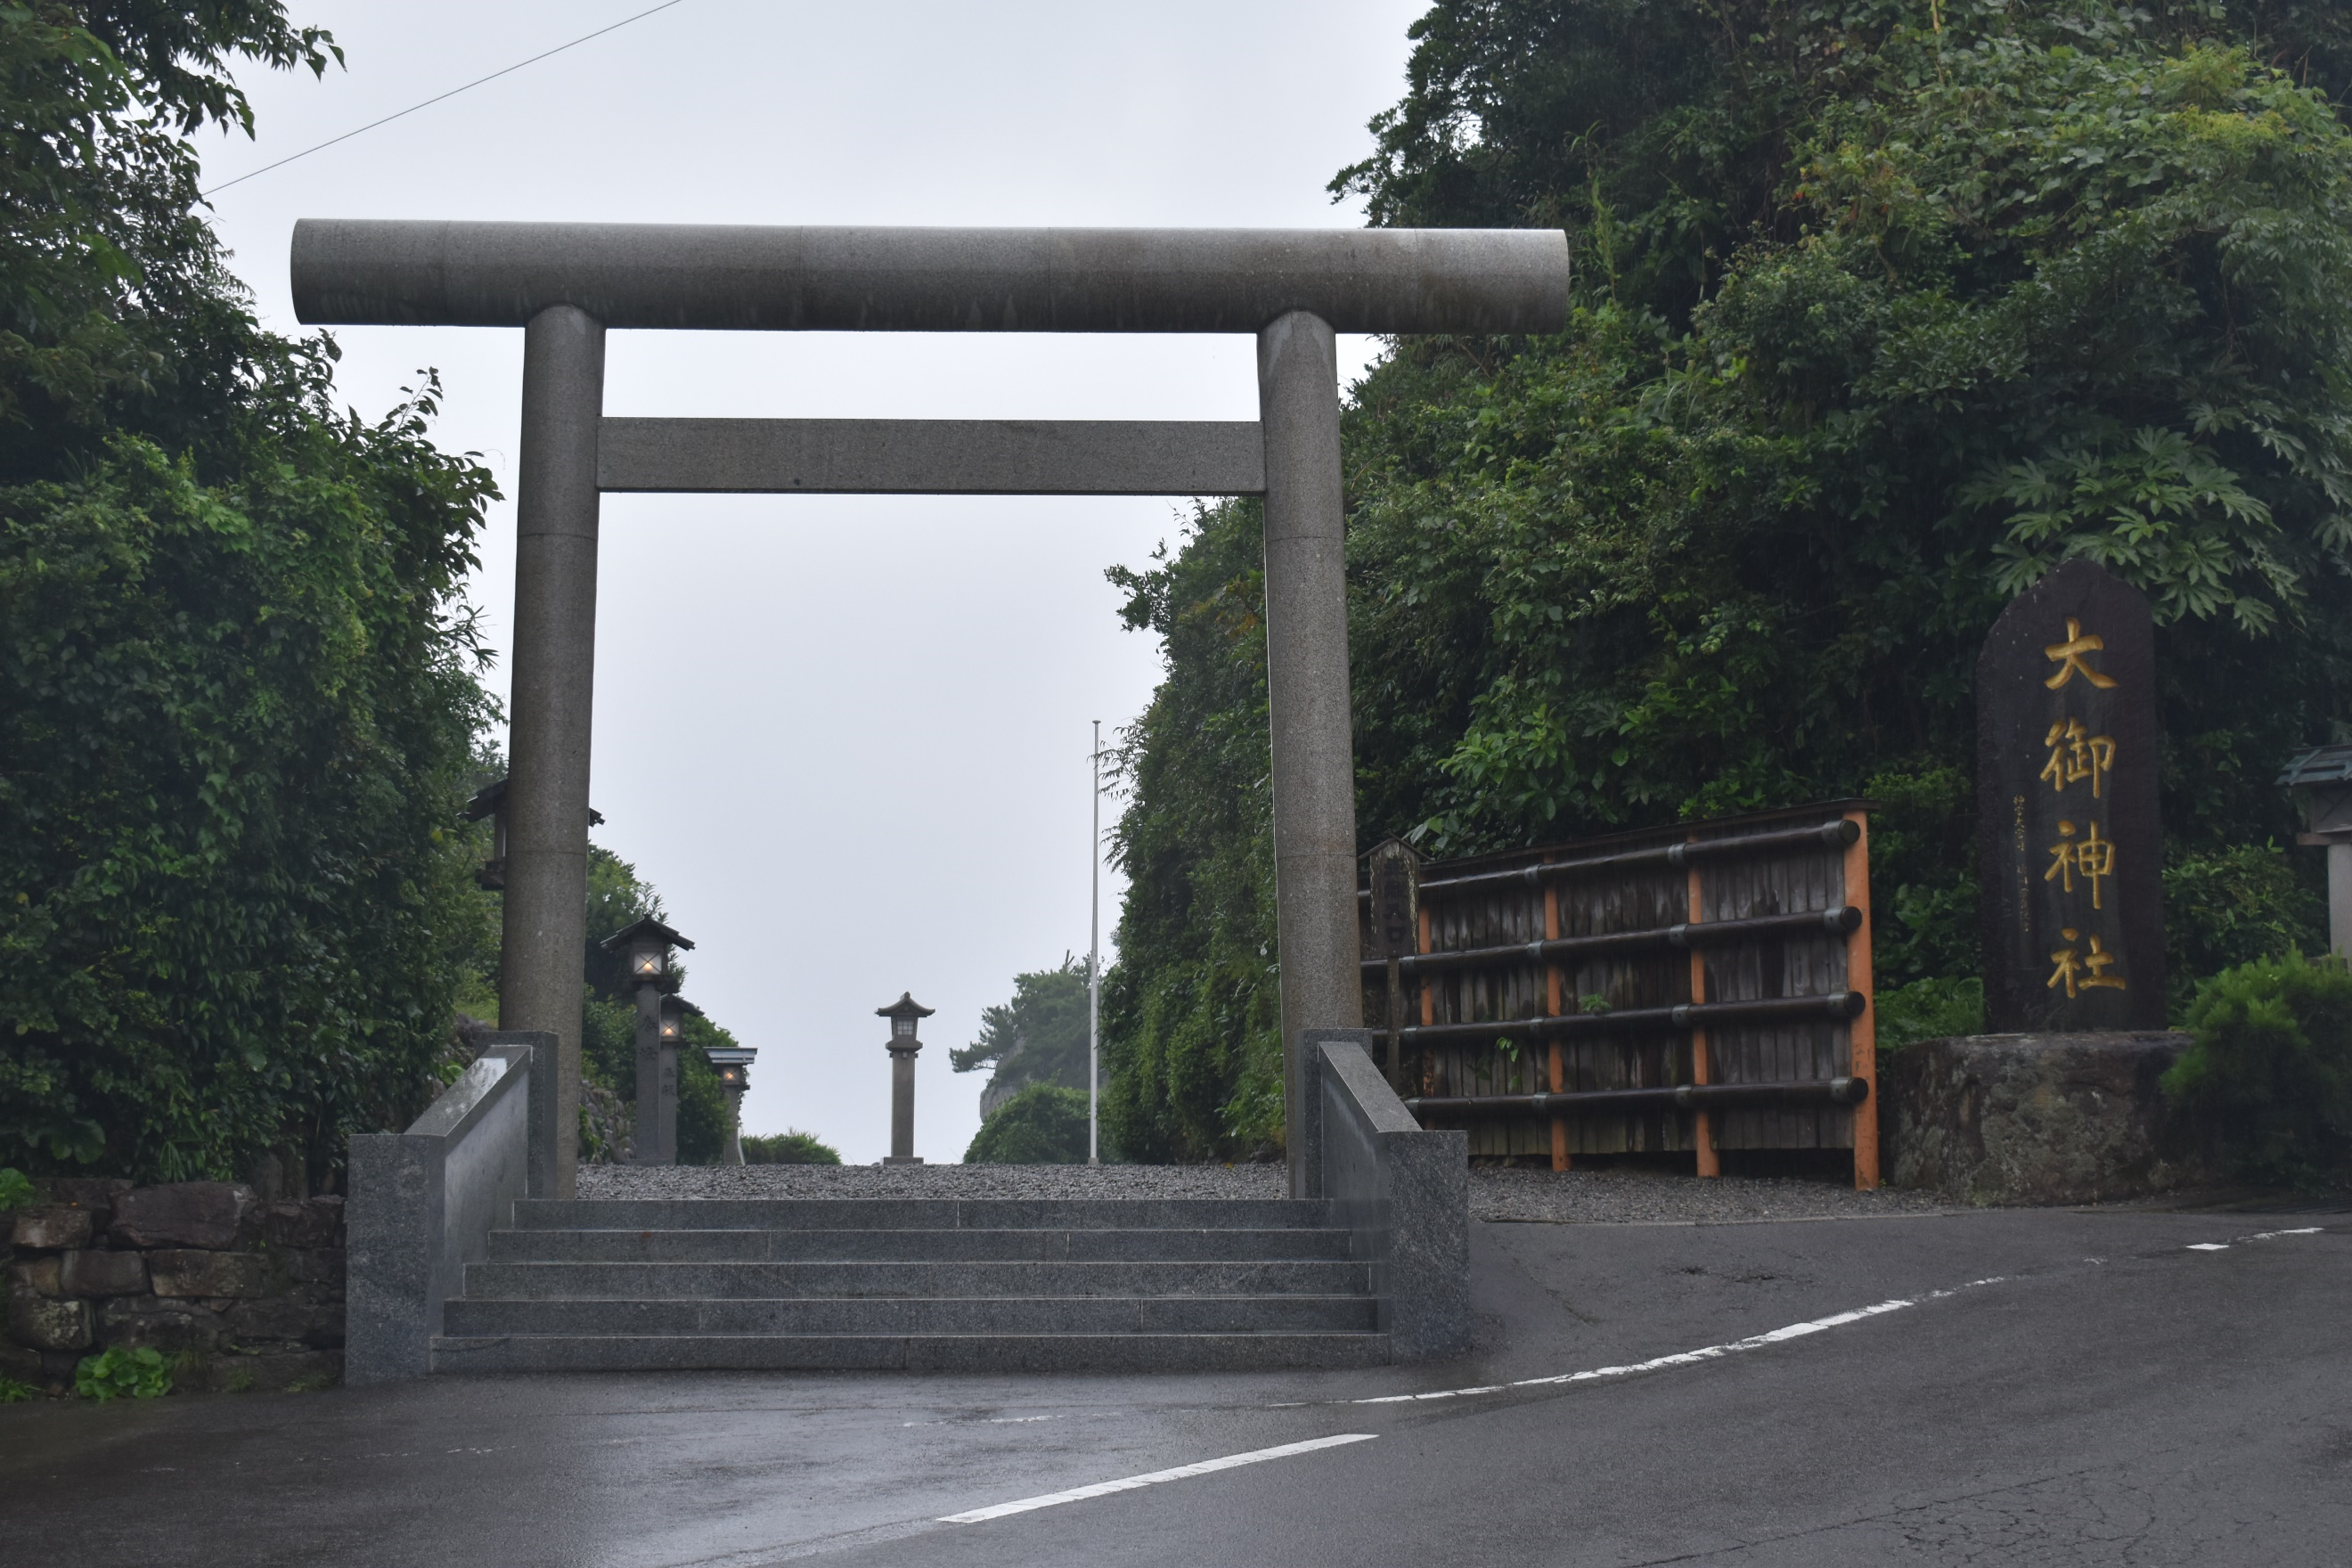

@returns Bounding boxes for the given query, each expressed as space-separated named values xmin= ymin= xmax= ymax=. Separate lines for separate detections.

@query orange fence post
xmin=1687 ymin=847 xmax=1719 ymax=1178
xmin=1843 ymin=809 xmax=1880 ymax=1190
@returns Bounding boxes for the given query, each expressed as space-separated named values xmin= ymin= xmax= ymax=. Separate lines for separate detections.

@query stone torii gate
xmin=292 ymin=220 xmax=1570 ymax=1197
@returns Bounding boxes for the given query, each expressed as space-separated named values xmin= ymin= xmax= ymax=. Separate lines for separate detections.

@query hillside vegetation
xmin=1105 ymin=0 xmax=2352 ymax=1160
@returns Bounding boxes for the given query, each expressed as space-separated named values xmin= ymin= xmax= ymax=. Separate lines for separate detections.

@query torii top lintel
xmin=290 ymin=220 xmax=1570 ymax=336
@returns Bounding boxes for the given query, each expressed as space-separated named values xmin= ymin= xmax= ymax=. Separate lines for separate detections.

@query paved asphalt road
xmin=4 ymin=1206 xmax=2347 ymax=1566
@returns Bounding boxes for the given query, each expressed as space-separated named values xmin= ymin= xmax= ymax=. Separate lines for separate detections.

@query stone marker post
xmin=1366 ymin=838 xmax=1421 ymax=1090
xmin=878 ymin=992 xmax=933 ymax=1164
xmin=633 ymin=977 xmax=666 ymax=1164
xmin=1976 ymin=559 xmax=2166 ymax=1032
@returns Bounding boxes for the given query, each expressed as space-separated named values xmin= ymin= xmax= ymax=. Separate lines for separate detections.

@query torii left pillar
xmin=500 ymin=304 xmax=605 ymax=1198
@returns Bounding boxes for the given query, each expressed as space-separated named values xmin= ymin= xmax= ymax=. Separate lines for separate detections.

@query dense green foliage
xmin=951 ymin=955 xmax=1095 ymax=1104
xmin=740 ymin=1131 xmax=841 ymax=1164
xmin=0 ymin=1167 xmax=35 ymax=1209
xmin=0 ymin=4 xmax=501 ymax=1182
xmin=574 ymin=845 xmax=739 ymax=1165
xmin=2160 ymin=844 xmax=2328 ymax=1013
xmin=1102 ymin=509 xmax=1284 ymax=1162
xmin=1107 ymin=0 xmax=2352 ymax=1156
xmin=1874 ymin=976 xmax=1987 ymax=1051
xmin=2164 ymin=950 xmax=2352 ymax=1184
xmin=74 ymin=1344 xmax=173 ymax=1400
xmin=964 ymin=1083 xmax=1092 ymax=1164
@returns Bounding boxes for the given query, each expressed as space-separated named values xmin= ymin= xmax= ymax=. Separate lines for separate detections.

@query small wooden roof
xmin=600 ymin=915 xmax=696 ymax=953
xmin=2279 ymin=745 xmax=2352 ymax=788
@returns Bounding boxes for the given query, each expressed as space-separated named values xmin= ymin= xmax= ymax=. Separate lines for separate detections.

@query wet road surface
xmin=4 ymin=1206 xmax=2346 ymax=1566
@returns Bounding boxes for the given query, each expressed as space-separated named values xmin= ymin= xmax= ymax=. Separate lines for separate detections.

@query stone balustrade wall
xmin=4 ymin=1178 xmax=344 ymax=1394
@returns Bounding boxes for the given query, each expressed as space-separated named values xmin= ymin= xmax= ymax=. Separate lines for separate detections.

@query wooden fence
xmin=1358 ymin=801 xmax=1879 ymax=1188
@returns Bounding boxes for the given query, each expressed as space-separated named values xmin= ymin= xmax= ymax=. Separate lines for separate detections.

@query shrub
xmin=1874 ymin=976 xmax=1985 ymax=1051
xmin=740 ymin=1131 xmax=841 ymax=1165
xmin=0 ymin=1167 xmax=34 ymax=1210
xmin=74 ymin=1346 xmax=173 ymax=1401
xmin=0 ymin=1375 xmax=34 ymax=1403
xmin=2161 ymin=845 xmax=2329 ymax=1018
xmin=966 ymin=1084 xmax=1093 ymax=1164
xmin=2162 ymin=951 xmax=2352 ymax=1187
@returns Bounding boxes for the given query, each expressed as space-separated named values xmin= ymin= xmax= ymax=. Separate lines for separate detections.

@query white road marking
xmin=938 ymin=1433 xmax=1377 ymax=1524
xmin=2190 ymin=1226 xmax=2327 ymax=1253
xmin=1332 ymin=1276 xmax=2015 ymax=1408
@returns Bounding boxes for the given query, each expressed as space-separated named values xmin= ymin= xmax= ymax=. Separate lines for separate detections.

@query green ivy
xmin=0 ymin=5 xmax=494 ymax=1180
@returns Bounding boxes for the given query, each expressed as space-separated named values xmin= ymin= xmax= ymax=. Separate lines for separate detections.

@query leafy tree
xmin=1101 ymin=509 xmax=1286 ymax=1161
xmin=1106 ymin=1 xmax=2352 ymax=1156
xmin=964 ymin=1084 xmax=1092 ymax=1164
xmin=951 ymin=955 xmax=1095 ymax=1109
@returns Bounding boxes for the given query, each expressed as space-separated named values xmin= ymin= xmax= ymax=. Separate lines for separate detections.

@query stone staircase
xmin=429 ymin=1196 xmax=1389 ymax=1373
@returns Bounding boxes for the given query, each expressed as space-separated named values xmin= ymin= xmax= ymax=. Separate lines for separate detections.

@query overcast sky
xmin=199 ymin=0 xmax=1428 ymax=1163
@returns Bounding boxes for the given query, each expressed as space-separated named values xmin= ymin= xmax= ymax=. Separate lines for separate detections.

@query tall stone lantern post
xmin=705 ymin=1046 xmax=756 ymax=1165
xmin=600 ymin=916 xmax=694 ymax=1165
xmin=878 ymin=993 xmax=934 ymax=1165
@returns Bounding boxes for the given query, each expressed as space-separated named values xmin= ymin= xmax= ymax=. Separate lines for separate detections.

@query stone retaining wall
xmin=4 ymin=1179 xmax=344 ymax=1394
xmin=1880 ymin=1031 xmax=2213 ymax=1205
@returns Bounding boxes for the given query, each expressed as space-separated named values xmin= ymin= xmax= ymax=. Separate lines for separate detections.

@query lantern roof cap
xmin=877 ymin=992 xmax=935 ymax=1021
xmin=704 ymin=1047 xmax=756 ymax=1066
xmin=658 ymin=994 xmax=704 ymax=1018
xmin=2277 ymin=745 xmax=2352 ymax=788
xmin=463 ymin=775 xmax=604 ymax=826
xmin=600 ymin=915 xmax=696 ymax=953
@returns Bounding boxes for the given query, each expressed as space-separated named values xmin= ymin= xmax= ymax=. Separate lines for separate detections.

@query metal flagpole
xmin=1089 ymin=721 xmax=1102 ymax=1164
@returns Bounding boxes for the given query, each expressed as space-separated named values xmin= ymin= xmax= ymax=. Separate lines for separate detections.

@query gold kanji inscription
xmin=2044 ymin=617 xmax=2119 ymax=690
xmin=2048 ymin=927 xmax=2127 ymax=998
xmin=2040 ymin=718 xmax=2117 ymax=798
xmin=2045 ymin=819 xmax=2117 ymax=910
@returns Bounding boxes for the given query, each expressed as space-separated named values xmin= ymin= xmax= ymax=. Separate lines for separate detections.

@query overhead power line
xmin=202 ymin=0 xmax=696 ymax=198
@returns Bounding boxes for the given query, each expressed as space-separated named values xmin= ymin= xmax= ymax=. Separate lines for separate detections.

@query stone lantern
xmin=599 ymin=916 xmax=695 ymax=1164
xmin=2279 ymin=745 xmax=2352 ymax=961
xmin=705 ymin=1046 xmax=756 ymax=1166
xmin=877 ymin=992 xmax=934 ymax=1165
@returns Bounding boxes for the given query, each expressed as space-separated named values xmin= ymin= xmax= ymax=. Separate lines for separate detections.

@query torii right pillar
xmin=1259 ymin=309 xmax=1366 ymax=1199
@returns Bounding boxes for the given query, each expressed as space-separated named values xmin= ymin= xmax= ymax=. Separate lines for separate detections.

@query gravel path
xmin=577 ymin=1162 xmax=1287 ymax=1202
xmin=580 ymin=1161 xmax=1953 ymax=1222
xmin=1470 ymin=1166 xmax=1950 ymax=1224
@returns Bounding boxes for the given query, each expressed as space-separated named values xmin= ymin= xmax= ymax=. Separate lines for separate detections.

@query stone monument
xmin=1977 ymin=558 xmax=2167 ymax=1032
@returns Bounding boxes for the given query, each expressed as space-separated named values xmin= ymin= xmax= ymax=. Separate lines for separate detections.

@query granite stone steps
xmin=481 ymin=1226 xmax=1355 ymax=1263
xmin=441 ymin=1293 xmax=1376 ymax=1335
xmin=460 ymin=1258 xmax=1370 ymax=1300
xmin=429 ymin=1330 xmax=1394 ymax=1374
xmin=503 ymin=1197 xmax=1334 ymax=1231
xmin=430 ymin=1196 xmax=1386 ymax=1374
